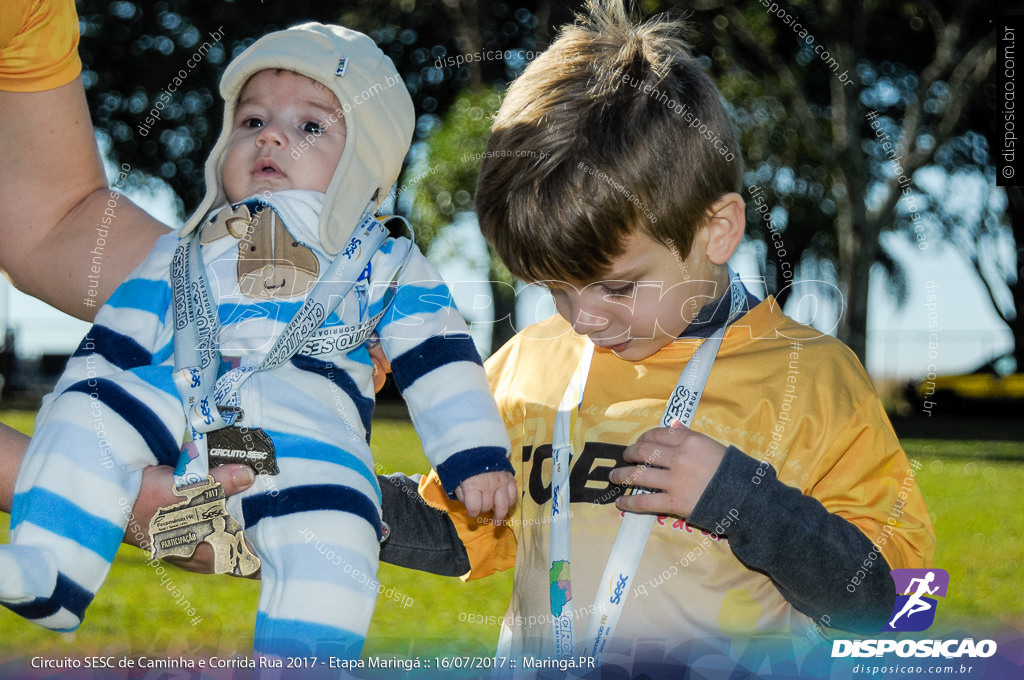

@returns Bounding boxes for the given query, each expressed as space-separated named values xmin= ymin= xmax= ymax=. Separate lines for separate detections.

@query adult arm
xmin=0 ymin=83 xmax=253 ymax=568
xmin=0 ymin=423 xmax=28 ymax=513
xmin=0 ymin=78 xmax=168 ymax=318
xmin=0 ymin=421 xmax=254 ymax=544
xmin=2 ymin=434 xmax=432 ymax=576
xmin=0 ymin=10 xmax=253 ymax=571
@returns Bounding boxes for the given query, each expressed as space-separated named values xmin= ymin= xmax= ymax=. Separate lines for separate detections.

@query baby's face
xmin=222 ymin=70 xmax=346 ymax=202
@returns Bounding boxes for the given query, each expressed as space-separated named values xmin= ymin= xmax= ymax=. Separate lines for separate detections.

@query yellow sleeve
xmin=0 ymin=0 xmax=82 ymax=92
xmin=413 ymin=336 xmax=524 ymax=580
xmin=418 ymin=471 xmax=517 ymax=580
xmin=809 ymin=393 xmax=935 ymax=573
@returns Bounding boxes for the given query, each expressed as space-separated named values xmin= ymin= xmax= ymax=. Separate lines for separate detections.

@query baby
xmin=0 ymin=23 xmax=514 ymax=660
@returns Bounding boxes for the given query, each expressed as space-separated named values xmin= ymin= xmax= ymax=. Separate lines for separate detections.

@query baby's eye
xmin=600 ymin=281 xmax=635 ymax=297
xmin=241 ymin=117 xmax=264 ymax=129
xmin=302 ymin=121 xmax=324 ymax=134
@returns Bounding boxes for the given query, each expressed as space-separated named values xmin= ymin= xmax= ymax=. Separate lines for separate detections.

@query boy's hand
xmin=455 ymin=471 xmax=517 ymax=522
xmin=608 ymin=422 xmax=727 ymax=518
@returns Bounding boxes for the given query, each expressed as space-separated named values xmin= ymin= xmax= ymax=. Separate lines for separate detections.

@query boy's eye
xmin=301 ymin=121 xmax=324 ymax=134
xmin=600 ymin=281 xmax=635 ymax=297
xmin=242 ymin=117 xmax=264 ymax=129
xmin=542 ymin=284 xmax=571 ymax=306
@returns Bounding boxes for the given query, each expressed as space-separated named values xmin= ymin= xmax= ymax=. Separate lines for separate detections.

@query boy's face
xmin=546 ymin=231 xmax=727 ymax=361
xmin=222 ymin=70 xmax=346 ymax=203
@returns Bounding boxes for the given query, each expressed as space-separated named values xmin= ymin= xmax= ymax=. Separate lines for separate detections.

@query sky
xmin=1 ymin=171 xmax=1011 ymax=382
xmin=434 ymin=216 xmax=1013 ymax=380
xmin=2 ymin=4 xmax=1010 ymax=384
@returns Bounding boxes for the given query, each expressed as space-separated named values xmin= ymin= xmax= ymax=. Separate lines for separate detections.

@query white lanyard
xmin=170 ymin=203 xmax=391 ymax=487
xmin=549 ymin=272 xmax=748 ymax=659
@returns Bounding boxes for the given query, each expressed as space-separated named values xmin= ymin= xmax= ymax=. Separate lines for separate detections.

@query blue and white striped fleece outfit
xmin=0 ymin=191 xmax=512 ymax=659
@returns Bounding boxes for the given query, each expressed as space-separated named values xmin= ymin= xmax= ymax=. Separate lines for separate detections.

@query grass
xmin=900 ymin=439 xmax=1024 ymax=634
xmin=0 ymin=410 xmax=1020 ymax=660
xmin=0 ymin=411 xmax=512 ymax=661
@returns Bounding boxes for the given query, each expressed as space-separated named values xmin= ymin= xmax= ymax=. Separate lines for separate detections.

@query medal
xmin=148 ymin=476 xmax=261 ymax=576
xmin=207 ymin=408 xmax=280 ymax=475
xmin=159 ymin=206 xmax=395 ymax=576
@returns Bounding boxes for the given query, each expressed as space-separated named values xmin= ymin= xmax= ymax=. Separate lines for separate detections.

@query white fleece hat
xmin=182 ymin=22 xmax=415 ymax=255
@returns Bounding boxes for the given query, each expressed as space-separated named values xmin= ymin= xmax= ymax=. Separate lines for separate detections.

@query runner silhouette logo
xmin=884 ymin=568 xmax=950 ymax=632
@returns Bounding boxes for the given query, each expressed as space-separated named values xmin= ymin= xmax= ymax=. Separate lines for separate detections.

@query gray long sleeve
xmin=377 ymin=473 xmax=471 ymax=576
xmin=688 ymin=446 xmax=895 ymax=634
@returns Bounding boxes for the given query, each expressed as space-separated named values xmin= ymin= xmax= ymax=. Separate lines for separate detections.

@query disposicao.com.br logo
xmin=832 ymin=568 xmax=998 ymax=659
xmin=886 ymin=568 xmax=949 ymax=632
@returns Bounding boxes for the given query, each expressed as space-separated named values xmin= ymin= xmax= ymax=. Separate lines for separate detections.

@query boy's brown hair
xmin=476 ymin=0 xmax=743 ymax=283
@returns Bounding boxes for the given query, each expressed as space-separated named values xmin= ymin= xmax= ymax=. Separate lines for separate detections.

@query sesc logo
xmin=884 ymin=568 xmax=949 ymax=632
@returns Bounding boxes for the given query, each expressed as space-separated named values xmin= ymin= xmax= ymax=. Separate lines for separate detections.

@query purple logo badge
xmin=883 ymin=568 xmax=949 ymax=632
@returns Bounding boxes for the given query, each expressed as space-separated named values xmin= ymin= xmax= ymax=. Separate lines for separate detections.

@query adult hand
xmin=127 ymin=464 xmax=259 ymax=578
xmin=126 ymin=341 xmax=391 ymax=577
xmin=368 ymin=340 xmax=391 ymax=393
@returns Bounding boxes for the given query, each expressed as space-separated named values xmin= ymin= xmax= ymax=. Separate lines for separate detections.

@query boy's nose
xmin=567 ymin=300 xmax=610 ymax=335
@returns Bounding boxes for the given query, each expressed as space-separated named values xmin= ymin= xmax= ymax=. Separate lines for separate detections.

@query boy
xmin=0 ymin=22 xmax=514 ymax=659
xmin=417 ymin=0 xmax=934 ymax=668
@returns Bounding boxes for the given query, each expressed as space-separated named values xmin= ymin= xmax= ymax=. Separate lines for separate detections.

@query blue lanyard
xmin=547 ymin=271 xmax=749 ymax=659
xmin=169 ymin=204 xmax=390 ymax=487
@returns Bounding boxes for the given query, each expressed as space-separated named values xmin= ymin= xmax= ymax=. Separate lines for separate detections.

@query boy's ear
xmin=703 ymin=192 xmax=746 ymax=265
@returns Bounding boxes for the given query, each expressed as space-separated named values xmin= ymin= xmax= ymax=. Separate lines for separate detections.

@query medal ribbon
xmin=548 ymin=271 xmax=748 ymax=659
xmin=170 ymin=203 xmax=393 ymax=488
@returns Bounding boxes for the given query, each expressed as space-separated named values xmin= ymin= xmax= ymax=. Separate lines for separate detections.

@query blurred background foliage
xmin=77 ymin=0 xmax=562 ymax=211
xmin=77 ymin=0 xmax=1010 ymax=361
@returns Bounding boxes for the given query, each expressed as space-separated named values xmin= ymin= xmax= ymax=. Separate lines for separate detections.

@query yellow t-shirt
xmin=422 ymin=298 xmax=934 ymax=658
xmin=0 ymin=0 xmax=81 ymax=92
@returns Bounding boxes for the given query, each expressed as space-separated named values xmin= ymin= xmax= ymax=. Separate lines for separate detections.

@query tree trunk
xmin=830 ymin=3 xmax=872 ymax=364
xmin=445 ymin=0 xmax=483 ymax=89
xmin=488 ymin=260 xmax=517 ymax=355
xmin=1006 ymin=186 xmax=1024 ymax=366
xmin=843 ymin=226 xmax=876 ymax=364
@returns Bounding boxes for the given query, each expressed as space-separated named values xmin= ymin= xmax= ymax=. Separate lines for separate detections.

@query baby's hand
xmin=455 ymin=471 xmax=517 ymax=522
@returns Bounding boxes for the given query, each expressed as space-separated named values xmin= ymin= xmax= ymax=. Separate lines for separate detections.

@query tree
xmin=79 ymin=1 xmax=551 ymax=354
xmin=407 ymin=86 xmax=522 ymax=352
xmin=693 ymin=0 xmax=996 ymax=362
xmin=921 ymin=141 xmax=1022 ymax=366
xmin=81 ymin=1 xmax=1004 ymax=364
xmin=911 ymin=42 xmax=1023 ymax=366
xmin=77 ymin=0 xmax=545 ymax=215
